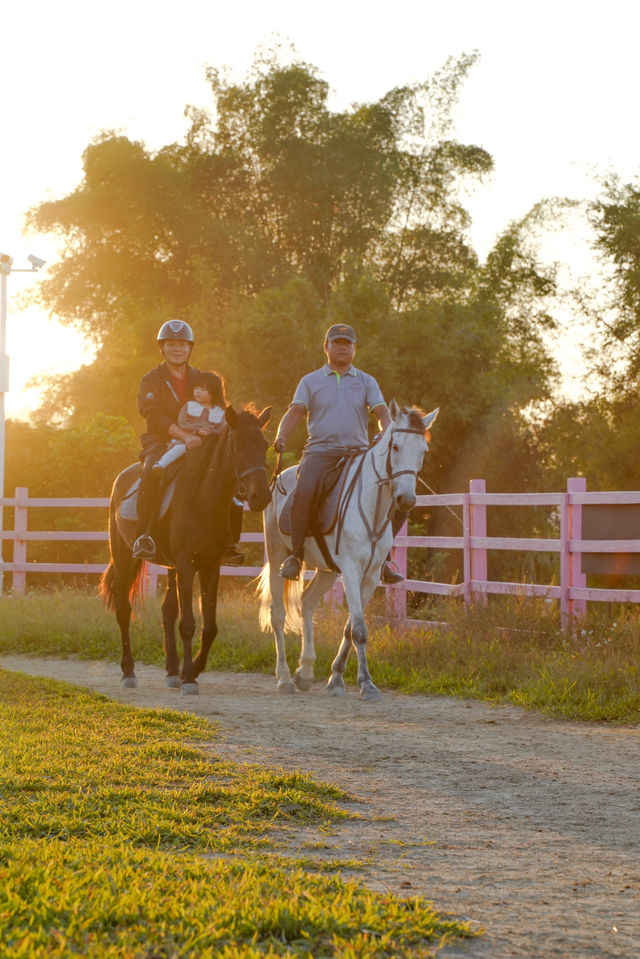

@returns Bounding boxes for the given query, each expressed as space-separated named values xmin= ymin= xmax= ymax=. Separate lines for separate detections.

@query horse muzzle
xmin=394 ymin=491 xmax=416 ymax=512
xmin=243 ymin=475 xmax=272 ymax=512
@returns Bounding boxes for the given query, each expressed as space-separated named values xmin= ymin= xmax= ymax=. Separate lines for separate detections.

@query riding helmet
xmin=157 ymin=320 xmax=194 ymax=344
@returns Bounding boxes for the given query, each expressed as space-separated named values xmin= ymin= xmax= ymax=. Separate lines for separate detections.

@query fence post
xmin=469 ymin=479 xmax=488 ymax=604
xmin=463 ymin=492 xmax=471 ymax=607
xmin=567 ymin=476 xmax=587 ymax=623
xmin=386 ymin=516 xmax=408 ymax=622
xmin=13 ymin=486 xmax=28 ymax=595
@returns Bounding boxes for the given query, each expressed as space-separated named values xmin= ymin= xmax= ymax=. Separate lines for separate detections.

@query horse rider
xmin=273 ymin=323 xmax=404 ymax=584
xmin=132 ymin=320 xmax=243 ymax=564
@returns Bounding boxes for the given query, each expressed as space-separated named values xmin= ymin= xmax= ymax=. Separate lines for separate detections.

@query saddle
xmin=278 ymin=454 xmax=358 ymax=538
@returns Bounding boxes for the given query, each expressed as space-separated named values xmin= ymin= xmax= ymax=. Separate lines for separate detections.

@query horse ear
xmin=257 ymin=406 xmax=272 ymax=429
xmin=423 ymin=407 xmax=439 ymax=431
xmin=225 ymin=405 xmax=238 ymax=428
xmin=389 ymin=398 xmax=400 ymax=420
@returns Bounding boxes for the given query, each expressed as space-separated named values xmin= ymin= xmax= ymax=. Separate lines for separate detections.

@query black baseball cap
xmin=325 ymin=324 xmax=356 ymax=343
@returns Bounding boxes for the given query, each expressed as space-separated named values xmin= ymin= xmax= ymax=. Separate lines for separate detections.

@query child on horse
xmin=152 ymin=371 xmax=226 ymax=475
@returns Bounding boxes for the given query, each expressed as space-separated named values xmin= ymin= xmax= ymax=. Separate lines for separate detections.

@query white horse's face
xmin=387 ymin=402 xmax=439 ymax=513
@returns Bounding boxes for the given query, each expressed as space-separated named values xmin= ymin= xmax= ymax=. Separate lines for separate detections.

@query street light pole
xmin=0 ymin=253 xmax=45 ymax=593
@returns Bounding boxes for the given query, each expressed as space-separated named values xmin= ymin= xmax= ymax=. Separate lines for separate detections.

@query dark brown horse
xmin=100 ymin=405 xmax=272 ymax=694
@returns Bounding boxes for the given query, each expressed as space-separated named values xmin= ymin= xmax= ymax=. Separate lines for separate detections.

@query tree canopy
xmin=25 ymin=52 xmax=560 ymax=495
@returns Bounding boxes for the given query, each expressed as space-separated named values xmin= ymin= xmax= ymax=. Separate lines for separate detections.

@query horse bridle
xmin=373 ymin=426 xmax=427 ymax=486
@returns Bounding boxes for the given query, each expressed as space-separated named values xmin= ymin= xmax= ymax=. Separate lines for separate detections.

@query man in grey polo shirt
xmin=273 ymin=323 xmax=403 ymax=583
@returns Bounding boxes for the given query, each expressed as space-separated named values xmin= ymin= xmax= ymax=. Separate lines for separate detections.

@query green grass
xmin=0 ymin=672 xmax=471 ymax=957
xmin=1 ymin=581 xmax=639 ymax=723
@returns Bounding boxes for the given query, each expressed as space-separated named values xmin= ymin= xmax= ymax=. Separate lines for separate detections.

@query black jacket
xmin=138 ymin=362 xmax=202 ymax=455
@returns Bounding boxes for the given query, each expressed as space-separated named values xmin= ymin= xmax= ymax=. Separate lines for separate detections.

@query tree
xmin=588 ymin=177 xmax=640 ymax=388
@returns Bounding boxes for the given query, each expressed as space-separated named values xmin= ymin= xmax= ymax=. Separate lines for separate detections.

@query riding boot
xmin=132 ymin=468 xmax=164 ymax=559
xmin=381 ymin=557 xmax=404 ymax=585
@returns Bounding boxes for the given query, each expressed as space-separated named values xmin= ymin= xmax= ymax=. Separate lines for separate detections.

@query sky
xmin=2 ymin=0 xmax=639 ymax=418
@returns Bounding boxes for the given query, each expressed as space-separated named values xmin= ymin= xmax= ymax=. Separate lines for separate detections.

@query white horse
xmin=258 ymin=400 xmax=439 ymax=701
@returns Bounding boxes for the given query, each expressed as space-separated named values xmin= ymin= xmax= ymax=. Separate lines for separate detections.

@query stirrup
xmin=381 ymin=559 xmax=404 ymax=585
xmin=132 ymin=534 xmax=156 ymax=560
xmin=279 ymin=555 xmax=302 ymax=581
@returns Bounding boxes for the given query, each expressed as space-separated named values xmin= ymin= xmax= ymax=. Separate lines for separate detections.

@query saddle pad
xmin=119 ymin=479 xmax=141 ymax=522
xmin=118 ymin=477 xmax=176 ymax=523
xmin=278 ymin=455 xmax=357 ymax=537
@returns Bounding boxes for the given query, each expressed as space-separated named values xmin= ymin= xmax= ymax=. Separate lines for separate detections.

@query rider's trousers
xmin=289 ymin=449 xmax=347 ymax=557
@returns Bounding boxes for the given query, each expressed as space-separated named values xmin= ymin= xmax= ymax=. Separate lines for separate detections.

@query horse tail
xmin=257 ymin=562 xmax=304 ymax=634
xmin=98 ymin=560 xmax=116 ymax=611
xmin=257 ymin=563 xmax=272 ymax=632
xmin=283 ymin=576 xmax=304 ymax=635
xmin=99 ymin=556 xmax=146 ymax=612
xmin=129 ymin=561 xmax=147 ymax=610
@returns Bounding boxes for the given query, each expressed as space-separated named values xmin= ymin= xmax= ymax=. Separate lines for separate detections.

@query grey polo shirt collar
xmin=323 ymin=363 xmax=357 ymax=377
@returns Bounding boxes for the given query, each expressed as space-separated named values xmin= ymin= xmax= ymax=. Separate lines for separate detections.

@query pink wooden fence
xmin=2 ymin=479 xmax=640 ymax=627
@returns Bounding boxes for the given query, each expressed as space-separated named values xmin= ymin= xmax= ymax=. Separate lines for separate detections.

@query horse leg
xmin=114 ymin=581 xmax=137 ymax=688
xmin=327 ymin=617 xmax=351 ymax=697
xmin=261 ymin=505 xmax=296 ymax=694
xmin=191 ymin=563 xmax=220 ymax=679
xmin=110 ymin=541 xmax=140 ymax=688
xmin=175 ymin=564 xmax=198 ymax=695
xmin=296 ymin=569 xmax=337 ymax=691
xmin=328 ymin=564 xmax=382 ymax=702
xmin=162 ymin=570 xmax=181 ymax=688
xmin=269 ymin=558 xmax=295 ymax=694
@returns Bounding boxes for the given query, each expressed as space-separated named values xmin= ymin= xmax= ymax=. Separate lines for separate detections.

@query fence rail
xmin=2 ymin=479 xmax=640 ymax=627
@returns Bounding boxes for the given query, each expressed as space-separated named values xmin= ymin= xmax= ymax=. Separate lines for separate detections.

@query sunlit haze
xmin=2 ymin=0 xmax=639 ymax=418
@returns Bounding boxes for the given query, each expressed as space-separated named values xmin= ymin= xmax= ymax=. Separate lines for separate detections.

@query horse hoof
xmin=360 ymin=685 xmax=382 ymax=702
xmin=166 ymin=675 xmax=181 ymax=689
xmin=327 ymin=681 xmax=346 ymax=697
xmin=294 ymin=675 xmax=313 ymax=692
xmin=277 ymin=680 xmax=296 ymax=694
xmin=181 ymin=682 xmax=200 ymax=696
xmin=121 ymin=676 xmax=138 ymax=689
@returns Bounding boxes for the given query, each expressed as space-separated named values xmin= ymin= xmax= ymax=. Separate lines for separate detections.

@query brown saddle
xmin=278 ymin=452 xmax=360 ymax=537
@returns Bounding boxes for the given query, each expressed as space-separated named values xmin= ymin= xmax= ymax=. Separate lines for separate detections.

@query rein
xmin=331 ymin=426 xmax=425 ymax=576
xmin=270 ymin=450 xmax=284 ymax=493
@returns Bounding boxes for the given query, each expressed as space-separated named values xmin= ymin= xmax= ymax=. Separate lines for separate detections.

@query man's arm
xmin=273 ymin=403 xmax=305 ymax=452
xmin=372 ymin=403 xmax=391 ymax=433
xmin=168 ymin=422 xmax=202 ymax=449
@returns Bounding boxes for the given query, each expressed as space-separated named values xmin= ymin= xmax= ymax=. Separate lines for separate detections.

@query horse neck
xmin=197 ymin=432 xmax=234 ymax=514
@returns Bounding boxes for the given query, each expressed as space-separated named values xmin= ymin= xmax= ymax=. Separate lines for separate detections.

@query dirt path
xmin=1 ymin=654 xmax=639 ymax=958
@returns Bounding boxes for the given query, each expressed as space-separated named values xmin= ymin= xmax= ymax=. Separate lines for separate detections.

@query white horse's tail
xmin=257 ymin=564 xmax=272 ymax=632
xmin=257 ymin=562 xmax=304 ymax=635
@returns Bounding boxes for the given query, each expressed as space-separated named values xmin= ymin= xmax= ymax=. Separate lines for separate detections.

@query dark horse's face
xmin=225 ymin=406 xmax=273 ymax=512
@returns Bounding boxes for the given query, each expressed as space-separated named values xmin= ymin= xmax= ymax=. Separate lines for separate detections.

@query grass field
xmin=0 ymin=580 xmax=639 ymax=723
xmin=0 ymin=672 xmax=472 ymax=957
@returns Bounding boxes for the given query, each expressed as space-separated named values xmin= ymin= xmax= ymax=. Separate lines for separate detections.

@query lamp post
xmin=0 ymin=253 xmax=46 ymax=592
